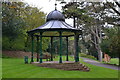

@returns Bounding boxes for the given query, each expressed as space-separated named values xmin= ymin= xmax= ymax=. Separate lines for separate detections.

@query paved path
xmin=81 ymin=57 xmax=119 ymax=70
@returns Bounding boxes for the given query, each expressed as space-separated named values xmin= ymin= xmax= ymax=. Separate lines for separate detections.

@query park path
xmin=81 ymin=57 xmax=119 ymax=70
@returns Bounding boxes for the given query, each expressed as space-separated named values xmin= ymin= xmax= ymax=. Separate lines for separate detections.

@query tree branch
xmin=90 ymin=39 xmax=99 ymax=50
xmin=108 ymin=2 xmax=120 ymax=15
xmin=115 ymin=1 xmax=120 ymax=8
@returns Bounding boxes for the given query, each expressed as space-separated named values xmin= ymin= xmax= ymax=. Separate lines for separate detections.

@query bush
xmin=2 ymin=37 xmax=11 ymax=50
xmin=80 ymin=53 xmax=96 ymax=60
xmin=12 ymin=36 xmax=25 ymax=51
xmin=43 ymin=52 xmax=51 ymax=59
xmin=2 ymin=36 xmax=25 ymax=51
xmin=2 ymin=54 xmax=10 ymax=58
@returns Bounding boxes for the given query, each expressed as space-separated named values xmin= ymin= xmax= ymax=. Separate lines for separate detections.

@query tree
xmin=2 ymin=2 xmax=50 ymax=51
xmin=58 ymin=0 xmax=120 ymax=62
xmin=2 ymin=2 xmax=26 ymax=50
xmin=101 ymin=26 xmax=119 ymax=58
xmin=101 ymin=1 xmax=120 ymax=58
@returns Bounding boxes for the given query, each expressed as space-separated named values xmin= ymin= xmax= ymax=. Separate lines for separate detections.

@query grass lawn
xmin=102 ymin=58 xmax=119 ymax=66
xmin=80 ymin=53 xmax=119 ymax=65
xmin=2 ymin=56 xmax=119 ymax=78
xmin=109 ymin=58 xmax=119 ymax=65
xmin=0 ymin=58 xmax=2 ymax=79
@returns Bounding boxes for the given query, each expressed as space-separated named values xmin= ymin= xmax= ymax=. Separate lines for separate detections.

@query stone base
xmin=32 ymin=61 xmax=90 ymax=72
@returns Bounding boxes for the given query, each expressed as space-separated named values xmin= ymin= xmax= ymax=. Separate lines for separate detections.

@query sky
xmin=23 ymin=0 xmax=73 ymax=26
xmin=23 ymin=0 xmax=61 ymax=14
xmin=22 ymin=0 xmax=118 ymax=26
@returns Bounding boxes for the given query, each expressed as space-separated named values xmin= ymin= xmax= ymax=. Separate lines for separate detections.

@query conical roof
xmin=27 ymin=9 xmax=81 ymax=37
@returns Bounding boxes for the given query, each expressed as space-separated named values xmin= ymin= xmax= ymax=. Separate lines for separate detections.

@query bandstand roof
xmin=27 ymin=9 xmax=81 ymax=37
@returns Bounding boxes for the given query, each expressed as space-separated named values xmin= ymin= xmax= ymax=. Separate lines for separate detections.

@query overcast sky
xmin=23 ymin=0 xmax=116 ymax=26
xmin=23 ymin=0 xmax=61 ymax=14
xmin=23 ymin=0 xmax=73 ymax=26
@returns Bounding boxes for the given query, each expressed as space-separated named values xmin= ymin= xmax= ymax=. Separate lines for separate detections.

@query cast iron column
xmin=36 ymin=36 xmax=39 ymax=62
xmin=31 ymin=35 xmax=34 ymax=63
xmin=66 ymin=37 xmax=69 ymax=61
xmin=39 ymin=32 xmax=43 ymax=63
xmin=75 ymin=33 xmax=79 ymax=62
xmin=59 ymin=32 xmax=62 ymax=63
xmin=50 ymin=37 xmax=53 ymax=61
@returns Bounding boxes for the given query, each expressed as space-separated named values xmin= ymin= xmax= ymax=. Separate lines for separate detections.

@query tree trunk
xmin=97 ymin=45 xmax=103 ymax=62
xmin=95 ymin=26 xmax=103 ymax=62
xmin=90 ymin=25 xmax=103 ymax=62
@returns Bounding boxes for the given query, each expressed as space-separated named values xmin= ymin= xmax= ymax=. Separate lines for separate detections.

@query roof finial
xmin=55 ymin=3 xmax=57 ymax=10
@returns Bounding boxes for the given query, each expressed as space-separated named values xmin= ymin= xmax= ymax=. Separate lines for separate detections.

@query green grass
xmin=80 ymin=53 xmax=96 ymax=60
xmin=109 ymin=58 xmax=119 ymax=65
xmin=80 ymin=53 xmax=119 ymax=65
xmin=0 ymin=58 xmax=2 ymax=79
xmin=102 ymin=58 xmax=119 ymax=65
xmin=2 ymin=56 xmax=119 ymax=78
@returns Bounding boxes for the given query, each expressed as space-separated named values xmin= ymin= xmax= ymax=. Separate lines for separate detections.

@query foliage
xmin=2 ymin=36 xmax=25 ymax=50
xmin=2 ymin=2 xmax=25 ymax=50
xmin=47 ymin=37 xmax=72 ymax=55
xmin=42 ymin=38 xmax=50 ymax=51
xmin=43 ymin=52 xmax=51 ymax=59
xmin=101 ymin=27 xmax=119 ymax=57
xmin=59 ymin=1 xmax=120 ymax=61
xmin=2 ymin=54 xmax=11 ymax=58
xmin=2 ymin=2 xmax=50 ymax=51
xmin=2 ymin=1 xmax=120 ymax=60
xmin=80 ymin=53 xmax=96 ymax=60
xmin=2 ymin=2 xmax=25 ymax=39
xmin=62 ymin=2 xmax=86 ymax=18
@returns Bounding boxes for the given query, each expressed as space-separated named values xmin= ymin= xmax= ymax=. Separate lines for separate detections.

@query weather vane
xmin=55 ymin=3 xmax=57 ymax=10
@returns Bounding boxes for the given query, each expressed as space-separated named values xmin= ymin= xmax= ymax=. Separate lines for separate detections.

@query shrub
xmin=43 ymin=52 xmax=51 ymax=59
xmin=80 ymin=53 xmax=96 ymax=60
xmin=2 ymin=54 xmax=10 ymax=58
